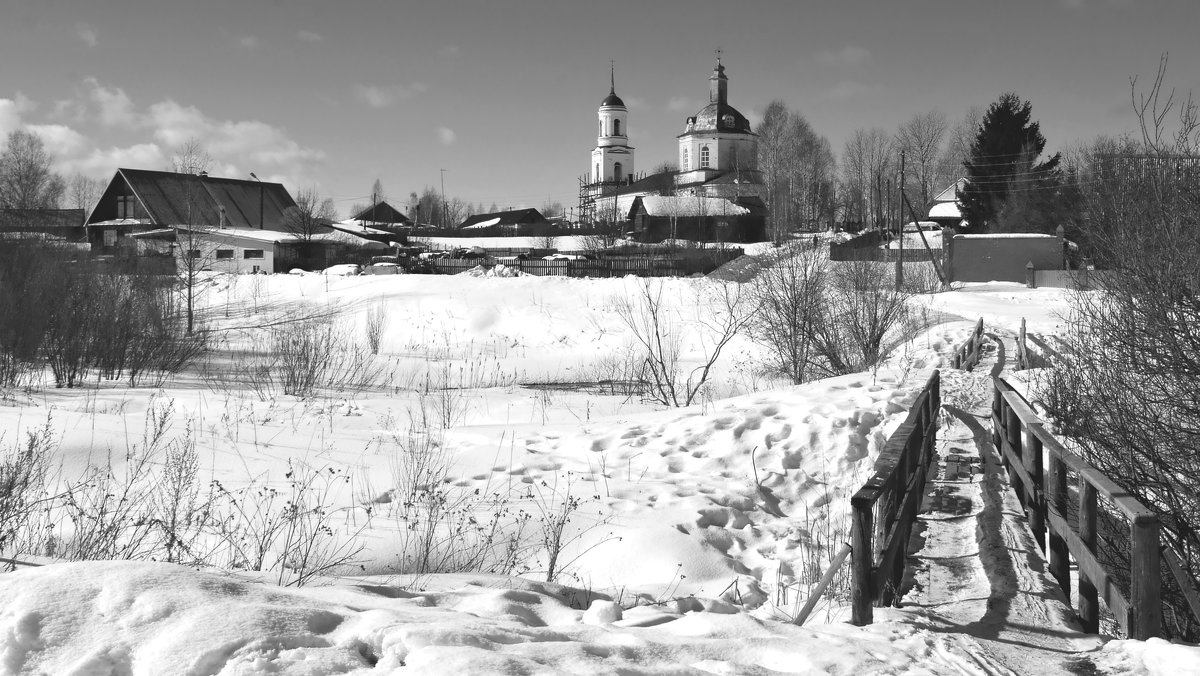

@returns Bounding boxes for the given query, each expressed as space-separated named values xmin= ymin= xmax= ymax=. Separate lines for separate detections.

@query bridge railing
xmin=993 ymin=376 xmax=1162 ymax=639
xmin=950 ymin=317 xmax=985 ymax=369
xmin=1014 ymin=318 xmax=1062 ymax=370
xmin=850 ymin=370 xmax=941 ymax=625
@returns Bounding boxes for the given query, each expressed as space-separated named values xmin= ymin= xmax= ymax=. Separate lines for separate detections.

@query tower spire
xmin=610 ymin=60 xmax=615 ymax=94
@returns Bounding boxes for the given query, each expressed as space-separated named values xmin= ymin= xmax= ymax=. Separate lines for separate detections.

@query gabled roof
xmin=348 ymin=201 xmax=411 ymax=224
xmin=90 ymin=168 xmax=298 ymax=231
xmin=458 ymin=208 xmax=548 ymax=229
xmin=932 ymin=178 xmax=968 ymax=203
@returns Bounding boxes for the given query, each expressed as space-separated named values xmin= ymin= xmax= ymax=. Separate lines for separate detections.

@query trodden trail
xmin=900 ymin=329 xmax=1104 ymax=674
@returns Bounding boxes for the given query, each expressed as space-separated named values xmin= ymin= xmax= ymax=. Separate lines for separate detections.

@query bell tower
xmin=590 ymin=63 xmax=635 ymax=184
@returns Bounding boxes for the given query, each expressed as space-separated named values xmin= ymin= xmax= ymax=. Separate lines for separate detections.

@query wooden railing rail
xmin=992 ymin=376 xmax=1161 ymax=639
xmin=851 ymin=370 xmax=941 ymax=625
xmin=951 ymin=318 xmax=985 ymax=369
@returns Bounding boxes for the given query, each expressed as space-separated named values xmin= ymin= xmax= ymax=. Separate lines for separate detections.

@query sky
xmin=1 ymin=0 xmax=1197 ymax=219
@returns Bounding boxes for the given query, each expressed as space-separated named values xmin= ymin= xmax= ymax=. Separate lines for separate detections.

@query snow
xmin=0 ymin=263 xmax=1195 ymax=674
xmin=928 ymin=201 xmax=961 ymax=219
xmin=462 ymin=217 xmax=502 ymax=229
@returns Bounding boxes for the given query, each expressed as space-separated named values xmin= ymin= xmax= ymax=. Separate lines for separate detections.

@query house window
xmin=188 ymin=249 xmax=201 ymax=259
xmin=614 ymin=119 xmax=621 ymax=136
xmin=614 ymin=163 xmax=623 ymax=182
xmin=116 ymin=195 xmax=139 ymax=219
xmin=243 ymin=249 xmax=264 ymax=259
xmin=215 ymin=249 xmax=234 ymax=260
xmin=700 ymin=146 xmax=711 ymax=168
xmin=682 ymin=148 xmax=689 ymax=169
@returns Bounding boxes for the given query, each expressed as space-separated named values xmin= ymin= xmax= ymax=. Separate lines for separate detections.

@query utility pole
xmin=439 ymin=169 xmax=447 ymax=228
xmin=896 ymin=152 xmax=905 ymax=290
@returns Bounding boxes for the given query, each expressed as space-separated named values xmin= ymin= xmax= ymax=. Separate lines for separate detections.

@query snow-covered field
xmin=0 ymin=256 xmax=1193 ymax=674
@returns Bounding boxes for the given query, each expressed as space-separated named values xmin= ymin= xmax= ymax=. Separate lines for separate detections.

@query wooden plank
xmin=1162 ymin=545 xmax=1200 ymax=626
xmin=999 ymin=436 xmax=1037 ymax=498
xmin=1047 ymin=507 xmax=1132 ymax=633
xmin=1129 ymin=517 xmax=1161 ymax=640
xmin=851 ymin=502 xmax=874 ymax=626
xmin=1047 ymin=455 xmax=1071 ymax=593
xmin=1025 ymin=427 xmax=1046 ymax=551
xmin=1028 ymin=424 xmax=1156 ymax=522
xmin=1078 ymin=482 xmax=1099 ymax=633
xmin=795 ymin=543 xmax=853 ymax=626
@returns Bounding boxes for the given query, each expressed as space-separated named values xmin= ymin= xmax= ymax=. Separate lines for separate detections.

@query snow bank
xmin=0 ymin=560 xmax=1046 ymax=675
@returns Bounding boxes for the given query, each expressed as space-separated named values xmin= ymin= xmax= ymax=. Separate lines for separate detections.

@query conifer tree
xmin=958 ymin=93 xmax=1062 ymax=232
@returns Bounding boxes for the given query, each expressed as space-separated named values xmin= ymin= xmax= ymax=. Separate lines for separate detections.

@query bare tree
xmin=895 ymin=110 xmax=948 ymax=209
xmin=170 ymin=138 xmax=212 ymax=176
xmin=0 ymin=130 xmax=65 ymax=209
xmin=935 ymin=106 xmax=983 ymax=191
xmin=68 ymin=173 xmax=104 ymax=217
xmin=614 ymin=280 xmax=750 ymax=407
xmin=840 ymin=128 xmax=894 ymax=231
xmin=283 ymin=187 xmax=337 ymax=241
xmin=1045 ymin=55 xmax=1200 ymax=640
xmin=747 ymin=245 xmax=829 ymax=383
xmin=757 ymin=101 xmax=837 ymax=242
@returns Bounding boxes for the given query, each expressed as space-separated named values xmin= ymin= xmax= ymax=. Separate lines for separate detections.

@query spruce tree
xmin=958 ymin=93 xmax=1062 ymax=232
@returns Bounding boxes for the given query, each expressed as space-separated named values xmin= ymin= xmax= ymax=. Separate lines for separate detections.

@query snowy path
xmin=901 ymin=332 xmax=1103 ymax=674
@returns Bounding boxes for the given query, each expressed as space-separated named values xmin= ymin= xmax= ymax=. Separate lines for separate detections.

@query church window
xmin=682 ymin=148 xmax=689 ymax=169
xmin=700 ymin=146 xmax=711 ymax=168
xmin=595 ymin=163 xmax=601 ymax=181
xmin=614 ymin=163 xmax=623 ymax=182
xmin=599 ymin=120 xmax=603 ymax=135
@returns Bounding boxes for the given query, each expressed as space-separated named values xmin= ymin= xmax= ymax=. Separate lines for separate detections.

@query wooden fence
xmin=950 ymin=317 xmax=985 ymax=369
xmin=850 ymin=370 xmax=941 ymax=625
xmin=1015 ymin=318 xmax=1062 ymax=370
xmin=992 ymin=377 xmax=1162 ymax=639
xmin=428 ymin=252 xmax=742 ymax=278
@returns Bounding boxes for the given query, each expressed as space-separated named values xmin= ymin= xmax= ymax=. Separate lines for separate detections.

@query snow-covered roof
xmin=932 ymin=178 xmax=967 ymax=203
xmin=463 ymin=217 xmax=501 ymax=229
xmin=928 ymin=201 xmax=962 ymax=219
xmin=636 ymin=196 xmax=749 ymax=217
xmin=184 ymin=227 xmax=301 ymax=244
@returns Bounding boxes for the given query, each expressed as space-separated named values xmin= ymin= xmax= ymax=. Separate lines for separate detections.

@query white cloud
xmin=75 ymin=23 xmax=98 ymax=48
xmin=239 ymin=35 xmax=259 ymax=49
xmin=297 ymin=30 xmax=323 ymax=43
xmin=436 ymin=126 xmax=456 ymax=145
xmin=85 ymin=78 xmax=137 ymax=127
xmin=26 ymin=124 xmax=87 ymax=157
xmin=67 ymin=143 xmax=167 ymax=177
xmin=816 ymin=45 xmax=872 ymax=68
xmin=353 ymin=83 xmax=428 ymax=108
xmin=147 ymin=100 xmax=325 ymax=173
xmin=0 ymin=95 xmax=33 ymax=137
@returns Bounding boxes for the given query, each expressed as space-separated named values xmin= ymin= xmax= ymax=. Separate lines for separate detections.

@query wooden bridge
xmin=847 ymin=318 xmax=1200 ymax=652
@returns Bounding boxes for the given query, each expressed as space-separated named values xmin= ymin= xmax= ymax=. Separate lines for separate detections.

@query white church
xmin=579 ymin=56 xmax=766 ymax=242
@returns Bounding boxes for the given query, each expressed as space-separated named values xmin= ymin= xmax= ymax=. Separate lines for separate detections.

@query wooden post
xmin=1129 ymin=515 xmax=1161 ymax=640
xmin=1006 ymin=405 xmax=1023 ymax=505
xmin=851 ymin=499 xmax=874 ymax=626
xmin=1078 ymin=482 xmax=1099 ymax=634
xmin=1047 ymin=454 xmax=1070 ymax=594
xmin=1024 ymin=427 xmax=1045 ymax=552
xmin=1018 ymin=318 xmax=1027 ymax=369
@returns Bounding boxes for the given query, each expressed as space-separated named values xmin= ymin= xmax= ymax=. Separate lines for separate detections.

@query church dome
xmin=601 ymin=91 xmax=625 ymax=108
xmin=690 ymin=102 xmax=751 ymax=133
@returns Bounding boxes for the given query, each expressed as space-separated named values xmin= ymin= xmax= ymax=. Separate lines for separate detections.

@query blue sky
xmin=1 ymin=0 xmax=1196 ymax=217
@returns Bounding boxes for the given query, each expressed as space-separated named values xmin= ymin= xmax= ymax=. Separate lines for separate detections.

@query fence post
xmin=1129 ymin=516 xmax=1161 ymax=640
xmin=1024 ymin=427 xmax=1045 ymax=551
xmin=1078 ymin=482 xmax=1099 ymax=634
xmin=851 ymin=498 xmax=874 ymax=626
xmin=1026 ymin=262 xmax=1036 ymax=288
xmin=1047 ymin=452 xmax=1070 ymax=594
xmin=1006 ymin=405 xmax=1024 ymax=504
